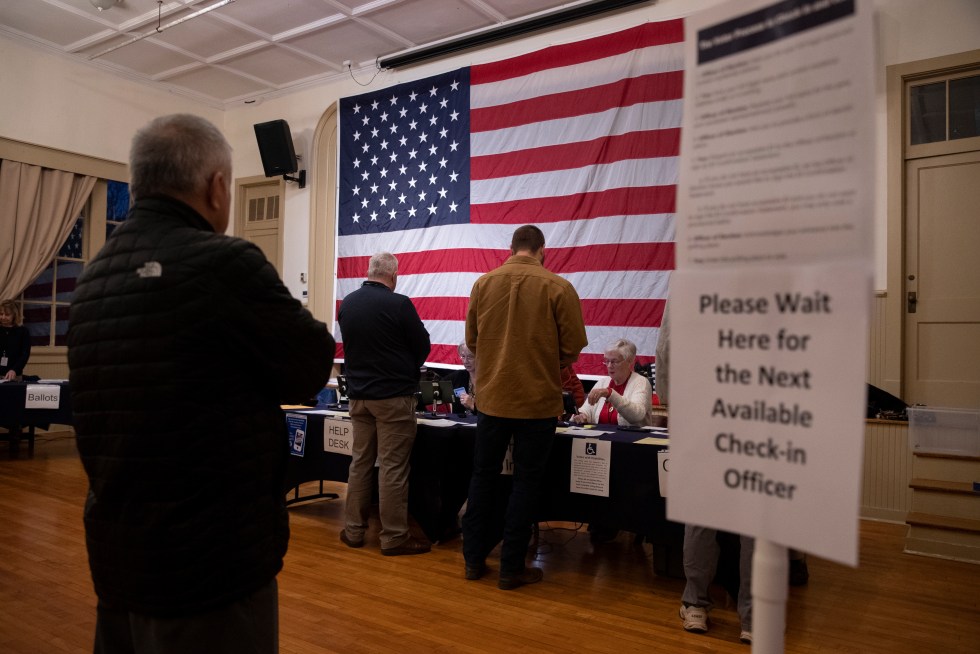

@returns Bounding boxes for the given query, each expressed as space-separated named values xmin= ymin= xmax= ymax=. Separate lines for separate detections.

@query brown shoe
xmin=340 ymin=530 xmax=364 ymax=548
xmin=498 ymin=566 xmax=543 ymax=590
xmin=381 ymin=538 xmax=431 ymax=556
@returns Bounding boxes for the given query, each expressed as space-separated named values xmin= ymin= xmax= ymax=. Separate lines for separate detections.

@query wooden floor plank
xmin=1 ymin=435 xmax=979 ymax=653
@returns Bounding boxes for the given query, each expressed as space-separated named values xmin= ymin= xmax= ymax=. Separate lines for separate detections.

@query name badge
xmin=26 ymin=384 xmax=61 ymax=410
xmin=0 ymin=356 xmax=8 ymax=367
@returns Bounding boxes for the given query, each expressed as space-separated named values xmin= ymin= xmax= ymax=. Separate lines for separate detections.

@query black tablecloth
xmin=0 ymin=381 xmax=73 ymax=428
xmin=282 ymin=412 xmax=476 ymax=542
xmin=1 ymin=381 xmax=73 ymax=455
xmin=283 ymin=411 xmax=684 ymax=575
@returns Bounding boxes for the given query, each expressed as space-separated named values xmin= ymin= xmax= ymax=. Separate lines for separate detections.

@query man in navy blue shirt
xmin=338 ymin=252 xmax=432 ymax=555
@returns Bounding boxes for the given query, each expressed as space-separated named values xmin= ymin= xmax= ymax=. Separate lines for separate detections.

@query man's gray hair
xmin=129 ymin=114 xmax=232 ymax=202
xmin=607 ymin=338 xmax=637 ymax=361
xmin=367 ymin=252 xmax=398 ymax=279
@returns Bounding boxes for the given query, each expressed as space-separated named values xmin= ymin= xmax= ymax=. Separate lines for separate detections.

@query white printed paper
xmin=570 ymin=438 xmax=612 ymax=497
xmin=25 ymin=384 xmax=60 ymax=410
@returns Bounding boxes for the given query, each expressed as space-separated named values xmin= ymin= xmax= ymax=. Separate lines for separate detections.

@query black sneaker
xmin=498 ymin=566 xmax=543 ymax=590
xmin=789 ymin=556 xmax=809 ymax=586
xmin=464 ymin=562 xmax=488 ymax=580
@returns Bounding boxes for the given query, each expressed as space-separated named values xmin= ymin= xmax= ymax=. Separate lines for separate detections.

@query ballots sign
xmin=323 ymin=417 xmax=353 ymax=456
xmin=286 ymin=413 xmax=308 ymax=457
xmin=25 ymin=385 xmax=60 ymax=410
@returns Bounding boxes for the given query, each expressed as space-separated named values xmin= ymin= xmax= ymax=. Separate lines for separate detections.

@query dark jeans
xmin=462 ymin=413 xmax=556 ymax=576
xmin=93 ymin=578 xmax=278 ymax=654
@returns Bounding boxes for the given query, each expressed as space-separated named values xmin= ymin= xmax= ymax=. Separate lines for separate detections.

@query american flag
xmin=335 ymin=20 xmax=683 ymax=376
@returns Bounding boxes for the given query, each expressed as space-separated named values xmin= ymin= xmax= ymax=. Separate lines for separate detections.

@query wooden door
xmin=904 ymin=150 xmax=980 ymax=408
xmin=237 ymin=177 xmax=284 ymax=274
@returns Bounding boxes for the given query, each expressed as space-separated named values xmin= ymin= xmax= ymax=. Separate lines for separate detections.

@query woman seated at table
xmin=571 ymin=337 xmax=652 ymax=427
xmin=447 ymin=342 xmax=476 ymax=413
xmin=1 ymin=300 xmax=31 ymax=382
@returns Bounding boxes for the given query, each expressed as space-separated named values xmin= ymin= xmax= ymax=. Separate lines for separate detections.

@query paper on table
xmin=560 ymin=426 xmax=606 ymax=436
xmin=417 ymin=418 xmax=460 ymax=427
xmin=635 ymin=437 xmax=670 ymax=446
xmin=289 ymin=408 xmax=350 ymax=417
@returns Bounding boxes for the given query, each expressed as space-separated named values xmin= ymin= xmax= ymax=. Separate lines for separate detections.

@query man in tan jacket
xmin=461 ymin=224 xmax=587 ymax=590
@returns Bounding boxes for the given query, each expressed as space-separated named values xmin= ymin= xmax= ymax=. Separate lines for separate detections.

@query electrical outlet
xmin=300 ymin=272 xmax=307 ymax=283
xmin=343 ymin=59 xmax=351 ymax=68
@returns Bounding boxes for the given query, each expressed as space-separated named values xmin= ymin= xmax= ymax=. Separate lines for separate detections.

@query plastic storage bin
xmin=907 ymin=406 xmax=980 ymax=456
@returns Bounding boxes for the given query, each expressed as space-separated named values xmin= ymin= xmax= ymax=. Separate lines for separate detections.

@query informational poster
xmin=570 ymin=438 xmax=611 ymax=497
xmin=285 ymin=413 xmax=308 ymax=458
xmin=668 ymin=0 xmax=874 ymax=567
xmin=25 ymin=384 xmax=60 ymax=410
xmin=322 ymin=417 xmax=354 ymax=456
xmin=676 ymin=0 xmax=874 ymax=269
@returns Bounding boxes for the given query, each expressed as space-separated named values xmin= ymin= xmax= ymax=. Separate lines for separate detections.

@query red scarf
xmin=598 ymin=379 xmax=628 ymax=424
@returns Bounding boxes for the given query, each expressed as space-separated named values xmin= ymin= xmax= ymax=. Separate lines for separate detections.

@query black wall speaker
xmin=254 ymin=119 xmax=298 ymax=177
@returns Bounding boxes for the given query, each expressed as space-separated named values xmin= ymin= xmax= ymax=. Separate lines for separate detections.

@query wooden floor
xmin=2 ymin=434 xmax=979 ymax=653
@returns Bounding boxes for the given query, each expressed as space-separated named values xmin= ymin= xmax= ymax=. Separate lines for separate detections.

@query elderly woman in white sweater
xmin=571 ymin=338 xmax=652 ymax=427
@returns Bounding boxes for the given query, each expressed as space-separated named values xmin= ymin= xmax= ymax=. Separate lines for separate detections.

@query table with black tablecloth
xmin=282 ymin=411 xmax=476 ymax=544
xmin=541 ymin=427 xmax=684 ymax=576
xmin=0 ymin=381 xmax=73 ymax=456
xmin=283 ymin=411 xmax=684 ymax=575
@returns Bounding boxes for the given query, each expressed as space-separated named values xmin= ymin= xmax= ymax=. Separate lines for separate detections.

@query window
xmin=21 ymin=214 xmax=85 ymax=347
xmin=910 ymin=73 xmax=980 ymax=145
xmin=19 ymin=181 xmax=130 ymax=348
xmin=106 ymin=180 xmax=130 ymax=238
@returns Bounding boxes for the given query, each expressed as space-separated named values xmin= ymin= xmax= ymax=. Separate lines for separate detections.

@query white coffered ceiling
xmin=0 ymin=0 xmax=642 ymax=108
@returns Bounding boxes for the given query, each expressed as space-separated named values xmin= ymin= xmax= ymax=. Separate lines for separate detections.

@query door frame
xmin=885 ymin=48 xmax=980 ymax=401
xmin=235 ymin=173 xmax=286 ymax=275
xmin=308 ymin=103 xmax=338 ymax=326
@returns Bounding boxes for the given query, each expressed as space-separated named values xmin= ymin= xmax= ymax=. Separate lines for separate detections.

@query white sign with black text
xmin=570 ymin=438 xmax=611 ymax=497
xmin=322 ymin=417 xmax=354 ymax=456
xmin=668 ymin=266 xmax=868 ymax=565
xmin=25 ymin=384 xmax=60 ymax=410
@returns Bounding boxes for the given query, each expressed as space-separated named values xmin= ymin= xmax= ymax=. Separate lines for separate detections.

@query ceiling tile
xmin=482 ymin=0 xmax=584 ymax=20
xmin=0 ymin=0 xmax=107 ymax=47
xmin=365 ymin=0 xmax=493 ymax=46
xmin=162 ymin=64 xmax=271 ymax=101
xmin=97 ymin=37 xmax=199 ymax=76
xmin=283 ymin=20 xmax=403 ymax=67
xmin=221 ymin=45 xmax=327 ymax=86
xmin=151 ymin=14 xmax=261 ymax=59
xmin=216 ymin=0 xmax=343 ymax=37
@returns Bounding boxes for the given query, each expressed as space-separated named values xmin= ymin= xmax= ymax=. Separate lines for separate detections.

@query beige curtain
xmin=0 ymin=160 xmax=96 ymax=301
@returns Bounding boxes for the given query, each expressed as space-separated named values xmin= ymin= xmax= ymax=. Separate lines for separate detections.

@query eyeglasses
xmin=602 ymin=358 xmax=624 ymax=366
xmin=460 ymin=354 xmax=475 ymax=361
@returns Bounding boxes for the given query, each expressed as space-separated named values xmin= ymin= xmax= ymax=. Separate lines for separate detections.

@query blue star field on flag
xmin=338 ymin=69 xmax=471 ymax=237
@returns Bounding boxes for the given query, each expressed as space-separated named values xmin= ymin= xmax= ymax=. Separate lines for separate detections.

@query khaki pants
xmin=344 ymin=395 xmax=418 ymax=549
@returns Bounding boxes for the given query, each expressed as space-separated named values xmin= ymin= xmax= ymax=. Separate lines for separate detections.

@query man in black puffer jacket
xmin=68 ymin=114 xmax=334 ymax=654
